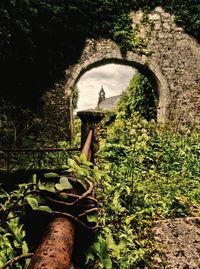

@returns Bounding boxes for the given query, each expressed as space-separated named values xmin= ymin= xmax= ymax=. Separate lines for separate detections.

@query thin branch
xmin=52 ymin=211 xmax=99 ymax=231
xmin=66 ymin=179 xmax=94 ymax=205
xmin=0 ymin=253 xmax=33 ymax=269
xmin=76 ymin=179 xmax=94 ymax=202
xmin=56 ymin=191 xmax=98 ymax=203
xmin=45 ymin=194 xmax=77 ymax=206
xmin=78 ymin=207 xmax=99 ymax=217
xmin=0 ymin=189 xmax=39 ymax=222
xmin=46 ymin=179 xmax=95 ymax=206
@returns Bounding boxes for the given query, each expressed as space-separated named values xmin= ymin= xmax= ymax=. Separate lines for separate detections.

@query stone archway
xmin=43 ymin=6 xmax=200 ymax=140
xmin=64 ymin=39 xmax=170 ymax=126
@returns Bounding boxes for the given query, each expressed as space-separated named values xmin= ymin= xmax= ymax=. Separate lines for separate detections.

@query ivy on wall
xmin=72 ymin=85 xmax=79 ymax=110
xmin=118 ymin=72 xmax=158 ymax=120
xmin=0 ymin=0 xmax=199 ymax=105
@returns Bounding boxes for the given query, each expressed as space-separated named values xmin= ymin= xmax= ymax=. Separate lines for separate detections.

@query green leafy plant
xmin=0 ymin=183 xmax=34 ymax=268
xmin=0 ymin=154 xmax=105 ymax=268
xmin=118 ymin=72 xmax=158 ymax=120
xmin=90 ymin=111 xmax=199 ymax=268
xmin=0 ymin=115 xmax=199 ymax=268
xmin=1 ymin=0 xmax=199 ymax=108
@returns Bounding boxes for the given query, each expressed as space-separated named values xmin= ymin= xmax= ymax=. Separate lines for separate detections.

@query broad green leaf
xmin=77 ymin=154 xmax=93 ymax=166
xmin=103 ymin=256 xmax=112 ymax=269
xmin=61 ymin=164 xmax=68 ymax=169
xmin=76 ymin=177 xmax=87 ymax=189
xmin=84 ymin=160 xmax=93 ymax=166
xmin=67 ymin=168 xmax=74 ymax=172
xmin=13 ymin=239 xmax=20 ymax=248
xmin=55 ymin=177 xmax=73 ymax=191
xmin=67 ymin=158 xmax=76 ymax=167
xmin=86 ymin=213 xmax=98 ymax=223
xmin=93 ymin=241 xmax=101 ymax=253
xmin=76 ymin=165 xmax=90 ymax=176
xmin=75 ymin=154 xmax=86 ymax=163
xmin=93 ymin=166 xmax=104 ymax=180
xmin=98 ymin=238 xmax=112 ymax=269
xmin=38 ymin=205 xmax=52 ymax=213
xmin=26 ymin=197 xmax=38 ymax=210
xmin=44 ymin=172 xmax=59 ymax=178
xmin=39 ymin=182 xmax=56 ymax=193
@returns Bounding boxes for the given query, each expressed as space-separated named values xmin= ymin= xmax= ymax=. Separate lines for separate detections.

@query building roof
xmin=98 ymin=95 xmax=121 ymax=110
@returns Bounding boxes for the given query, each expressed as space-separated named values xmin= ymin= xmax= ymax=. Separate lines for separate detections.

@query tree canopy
xmin=0 ymin=0 xmax=199 ymax=106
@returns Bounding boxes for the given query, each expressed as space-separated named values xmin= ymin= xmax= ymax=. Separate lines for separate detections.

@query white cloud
xmin=76 ymin=64 xmax=136 ymax=111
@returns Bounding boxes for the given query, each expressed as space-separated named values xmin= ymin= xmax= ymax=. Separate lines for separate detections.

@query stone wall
xmin=145 ymin=7 xmax=200 ymax=123
xmin=43 ymin=6 xmax=200 ymax=139
xmin=41 ymin=78 xmax=72 ymax=142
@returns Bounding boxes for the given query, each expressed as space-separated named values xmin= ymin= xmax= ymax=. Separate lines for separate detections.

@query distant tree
xmin=0 ymin=0 xmax=199 ymax=106
xmin=118 ymin=72 xmax=158 ymax=120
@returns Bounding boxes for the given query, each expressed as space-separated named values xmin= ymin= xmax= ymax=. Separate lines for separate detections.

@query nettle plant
xmin=94 ymin=112 xmax=200 ymax=268
xmin=1 ymin=117 xmax=199 ymax=269
xmin=0 ymin=154 xmax=106 ymax=269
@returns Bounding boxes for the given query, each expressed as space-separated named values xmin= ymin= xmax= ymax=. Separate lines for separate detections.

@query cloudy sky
xmin=76 ymin=64 xmax=136 ymax=112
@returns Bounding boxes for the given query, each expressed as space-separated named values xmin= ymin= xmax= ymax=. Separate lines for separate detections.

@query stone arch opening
xmin=43 ymin=7 xmax=200 ymax=141
xmin=70 ymin=57 xmax=170 ymax=124
xmin=75 ymin=63 xmax=135 ymax=112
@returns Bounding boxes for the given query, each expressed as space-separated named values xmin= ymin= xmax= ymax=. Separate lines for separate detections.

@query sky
xmin=76 ymin=64 xmax=136 ymax=112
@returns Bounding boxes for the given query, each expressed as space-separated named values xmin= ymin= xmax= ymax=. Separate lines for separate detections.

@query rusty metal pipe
xmin=81 ymin=130 xmax=93 ymax=161
xmin=27 ymin=130 xmax=93 ymax=269
xmin=27 ymin=217 xmax=75 ymax=269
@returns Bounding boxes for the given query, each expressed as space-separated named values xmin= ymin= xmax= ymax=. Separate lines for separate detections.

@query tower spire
xmin=98 ymin=85 xmax=105 ymax=107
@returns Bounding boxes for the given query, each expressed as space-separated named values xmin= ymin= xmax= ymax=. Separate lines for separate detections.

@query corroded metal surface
xmin=78 ymin=110 xmax=104 ymax=162
xmin=28 ymin=130 xmax=94 ymax=269
xmin=81 ymin=130 xmax=92 ymax=161
xmin=27 ymin=217 xmax=75 ymax=269
xmin=27 ymin=113 xmax=102 ymax=269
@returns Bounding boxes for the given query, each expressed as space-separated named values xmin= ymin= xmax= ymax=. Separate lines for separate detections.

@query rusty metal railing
xmin=0 ymin=110 xmax=104 ymax=268
xmin=0 ymin=147 xmax=80 ymax=173
xmin=27 ymin=129 xmax=93 ymax=269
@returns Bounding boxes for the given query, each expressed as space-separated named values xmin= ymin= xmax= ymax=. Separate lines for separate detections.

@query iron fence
xmin=0 ymin=147 xmax=81 ymax=173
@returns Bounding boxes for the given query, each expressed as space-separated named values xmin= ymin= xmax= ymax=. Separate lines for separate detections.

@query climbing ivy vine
xmin=0 ymin=1 xmax=200 ymax=268
xmin=0 ymin=154 xmax=103 ymax=268
xmin=1 ymin=114 xmax=199 ymax=269
xmin=118 ymin=72 xmax=158 ymax=120
xmin=0 ymin=0 xmax=199 ymax=105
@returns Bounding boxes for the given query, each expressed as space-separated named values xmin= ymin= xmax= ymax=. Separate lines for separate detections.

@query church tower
xmin=98 ymin=85 xmax=105 ymax=107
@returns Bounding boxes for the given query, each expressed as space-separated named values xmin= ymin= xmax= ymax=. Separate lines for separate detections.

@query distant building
xmin=97 ymin=86 xmax=121 ymax=110
xmin=97 ymin=86 xmax=106 ymax=107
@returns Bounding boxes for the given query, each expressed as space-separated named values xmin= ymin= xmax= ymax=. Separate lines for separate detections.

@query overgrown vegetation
xmin=0 ymin=154 xmax=103 ymax=268
xmin=118 ymin=72 xmax=158 ymax=120
xmin=0 ymin=99 xmax=79 ymax=172
xmin=1 ymin=112 xmax=199 ymax=268
xmin=0 ymin=1 xmax=200 ymax=267
xmin=0 ymin=0 xmax=199 ymax=105
xmin=85 ymin=116 xmax=200 ymax=268
xmin=0 ymin=99 xmax=43 ymax=148
xmin=72 ymin=85 xmax=79 ymax=110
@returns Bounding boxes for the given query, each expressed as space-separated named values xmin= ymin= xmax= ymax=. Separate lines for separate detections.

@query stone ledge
xmin=152 ymin=217 xmax=200 ymax=269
